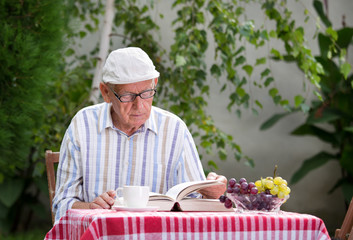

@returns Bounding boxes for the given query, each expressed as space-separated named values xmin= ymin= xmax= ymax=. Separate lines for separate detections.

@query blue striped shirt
xmin=53 ymin=102 xmax=206 ymax=222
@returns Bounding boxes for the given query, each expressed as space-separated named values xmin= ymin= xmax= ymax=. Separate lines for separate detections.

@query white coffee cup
xmin=115 ymin=186 xmax=149 ymax=208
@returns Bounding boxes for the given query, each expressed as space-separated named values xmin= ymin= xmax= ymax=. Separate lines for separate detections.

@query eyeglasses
xmin=107 ymin=85 xmax=157 ymax=103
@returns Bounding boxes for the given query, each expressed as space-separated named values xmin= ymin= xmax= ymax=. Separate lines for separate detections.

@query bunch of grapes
xmin=255 ymin=176 xmax=291 ymax=199
xmin=219 ymin=175 xmax=290 ymax=211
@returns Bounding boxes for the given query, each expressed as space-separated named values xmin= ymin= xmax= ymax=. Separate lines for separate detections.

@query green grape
xmin=284 ymin=186 xmax=291 ymax=195
xmin=265 ymin=180 xmax=274 ymax=189
xmin=279 ymin=184 xmax=287 ymax=192
xmin=278 ymin=191 xmax=285 ymax=199
xmin=270 ymin=186 xmax=279 ymax=195
xmin=273 ymin=177 xmax=283 ymax=185
xmin=266 ymin=177 xmax=274 ymax=181
xmin=258 ymin=185 xmax=265 ymax=193
xmin=255 ymin=180 xmax=262 ymax=188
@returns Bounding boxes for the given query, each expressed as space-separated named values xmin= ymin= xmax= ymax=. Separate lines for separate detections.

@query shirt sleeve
xmin=52 ymin=123 xmax=83 ymax=224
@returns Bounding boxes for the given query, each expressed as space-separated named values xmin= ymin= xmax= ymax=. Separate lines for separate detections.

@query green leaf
xmin=0 ymin=173 xmax=4 ymax=184
xmin=201 ymin=140 xmax=212 ymax=148
xmin=244 ymin=157 xmax=255 ymax=168
xmin=300 ymin=103 xmax=310 ymax=113
xmin=313 ymin=90 xmax=323 ymax=101
xmin=207 ymin=160 xmax=218 ymax=169
xmin=340 ymin=62 xmax=351 ymax=79
xmin=255 ymin=57 xmax=266 ymax=65
xmin=269 ymin=88 xmax=278 ymax=98
xmin=342 ymin=182 xmax=353 ymax=203
xmin=0 ymin=201 xmax=8 ymax=219
xmin=336 ymin=27 xmax=353 ymax=49
xmin=270 ymin=48 xmax=282 ymax=59
xmin=280 ymin=99 xmax=289 ymax=106
xmin=326 ymin=27 xmax=338 ymax=41
xmin=242 ymin=65 xmax=253 ymax=76
xmin=340 ymin=145 xmax=353 ymax=176
xmin=313 ymin=0 xmax=332 ymax=27
xmin=294 ymin=95 xmax=305 ymax=108
xmin=261 ymin=68 xmax=271 ymax=78
xmin=235 ymin=6 xmax=245 ymax=16
xmin=273 ymin=95 xmax=281 ymax=104
xmin=264 ymin=77 xmax=274 ymax=87
xmin=235 ymin=56 xmax=246 ymax=66
xmin=170 ymin=105 xmax=181 ymax=114
xmin=255 ymin=100 xmax=263 ymax=109
xmin=344 ymin=127 xmax=353 ymax=133
xmin=291 ymin=124 xmax=338 ymax=146
xmin=65 ymin=48 xmax=75 ymax=56
xmin=0 ymin=179 xmax=24 ymax=207
xmin=175 ymin=55 xmax=186 ymax=67
xmin=318 ymin=33 xmax=332 ymax=59
xmin=210 ymin=64 xmax=221 ymax=77
xmin=218 ymin=149 xmax=227 ymax=160
xmin=269 ymin=30 xmax=277 ymax=38
xmin=236 ymin=87 xmax=246 ymax=98
xmin=79 ymin=31 xmax=86 ymax=38
xmin=290 ymin=152 xmax=336 ymax=184
xmin=260 ymin=112 xmax=292 ymax=130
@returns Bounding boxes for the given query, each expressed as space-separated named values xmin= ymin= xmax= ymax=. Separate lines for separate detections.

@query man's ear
xmin=154 ymin=78 xmax=158 ymax=87
xmin=100 ymin=82 xmax=111 ymax=103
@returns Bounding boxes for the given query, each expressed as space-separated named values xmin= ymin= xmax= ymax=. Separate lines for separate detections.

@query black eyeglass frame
xmin=107 ymin=84 xmax=157 ymax=103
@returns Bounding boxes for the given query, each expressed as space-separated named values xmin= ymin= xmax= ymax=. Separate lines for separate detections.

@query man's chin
xmin=129 ymin=118 xmax=147 ymax=128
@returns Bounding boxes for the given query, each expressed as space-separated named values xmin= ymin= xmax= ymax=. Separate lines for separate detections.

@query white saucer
xmin=112 ymin=205 xmax=159 ymax=212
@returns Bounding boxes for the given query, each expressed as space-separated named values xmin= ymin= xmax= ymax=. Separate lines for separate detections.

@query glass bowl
xmin=227 ymin=192 xmax=289 ymax=212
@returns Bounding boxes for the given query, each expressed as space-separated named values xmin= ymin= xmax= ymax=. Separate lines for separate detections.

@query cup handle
xmin=115 ymin=187 xmax=124 ymax=206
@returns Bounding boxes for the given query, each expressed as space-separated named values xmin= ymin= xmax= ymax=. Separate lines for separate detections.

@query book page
xmin=165 ymin=180 xmax=222 ymax=202
xmin=148 ymin=192 xmax=175 ymax=201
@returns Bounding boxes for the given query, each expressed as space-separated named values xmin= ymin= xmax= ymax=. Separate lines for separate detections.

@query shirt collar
xmin=98 ymin=103 xmax=158 ymax=135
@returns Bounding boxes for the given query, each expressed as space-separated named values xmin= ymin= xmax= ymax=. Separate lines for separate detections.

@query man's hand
xmin=199 ymin=172 xmax=227 ymax=199
xmin=90 ymin=190 xmax=116 ymax=209
xmin=72 ymin=190 xmax=116 ymax=210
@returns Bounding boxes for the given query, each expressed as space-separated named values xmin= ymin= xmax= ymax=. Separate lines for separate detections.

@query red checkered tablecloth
xmin=45 ymin=209 xmax=330 ymax=240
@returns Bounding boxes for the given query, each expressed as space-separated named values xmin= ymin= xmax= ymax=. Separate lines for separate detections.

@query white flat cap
xmin=102 ymin=47 xmax=160 ymax=84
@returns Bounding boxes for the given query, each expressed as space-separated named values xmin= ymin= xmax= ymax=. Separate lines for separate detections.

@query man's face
xmin=100 ymin=79 xmax=157 ymax=135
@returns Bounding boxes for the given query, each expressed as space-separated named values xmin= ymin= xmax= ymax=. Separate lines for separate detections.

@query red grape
xmin=239 ymin=178 xmax=247 ymax=184
xmin=219 ymin=195 xmax=226 ymax=203
xmin=228 ymin=178 xmax=236 ymax=187
xmin=241 ymin=182 xmax=248 ymax=190
xmin=250 ymin=187 xmax=258 ymax=195
xmin=224 ymin=198 xmax=233 ymax=208
xmin=248 ymin=182 xmax=255 ymax=189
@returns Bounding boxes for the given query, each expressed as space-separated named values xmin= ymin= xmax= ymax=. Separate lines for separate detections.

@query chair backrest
xmin=335 ymin=197 xmax=353 ymax=240
xmin=45 ymin=150 xmax=60 ymax=225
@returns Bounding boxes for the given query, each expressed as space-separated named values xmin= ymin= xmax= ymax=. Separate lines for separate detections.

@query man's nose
xmin=132 ymin=95 xmax=144 ymax=108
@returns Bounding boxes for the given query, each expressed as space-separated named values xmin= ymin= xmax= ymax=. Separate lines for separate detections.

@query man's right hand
xmin=72 ymin=190 xmax=116 ymax=210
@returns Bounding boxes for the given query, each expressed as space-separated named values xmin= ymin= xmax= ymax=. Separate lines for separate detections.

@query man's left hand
xmin=199 ymin=172 xmax=227 ymax=199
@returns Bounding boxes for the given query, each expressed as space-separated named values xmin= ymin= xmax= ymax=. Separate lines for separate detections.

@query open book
xmin=147 ymin=180 xmax=233 ymax=212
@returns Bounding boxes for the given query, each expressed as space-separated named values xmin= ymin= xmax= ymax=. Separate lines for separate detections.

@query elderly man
xmin=52 ymin=47 xmax=226 ymax=223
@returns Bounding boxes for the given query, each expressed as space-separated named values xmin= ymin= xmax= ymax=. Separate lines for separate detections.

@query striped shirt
xmin=53 ymin=102 xmax=206 ymax=222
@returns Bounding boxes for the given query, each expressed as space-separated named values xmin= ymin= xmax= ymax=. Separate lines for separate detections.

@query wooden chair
xmin=335 ymin=197 xmax=353 ymax=240
xmin=45 ymin=150 xmax=60 ymax=225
